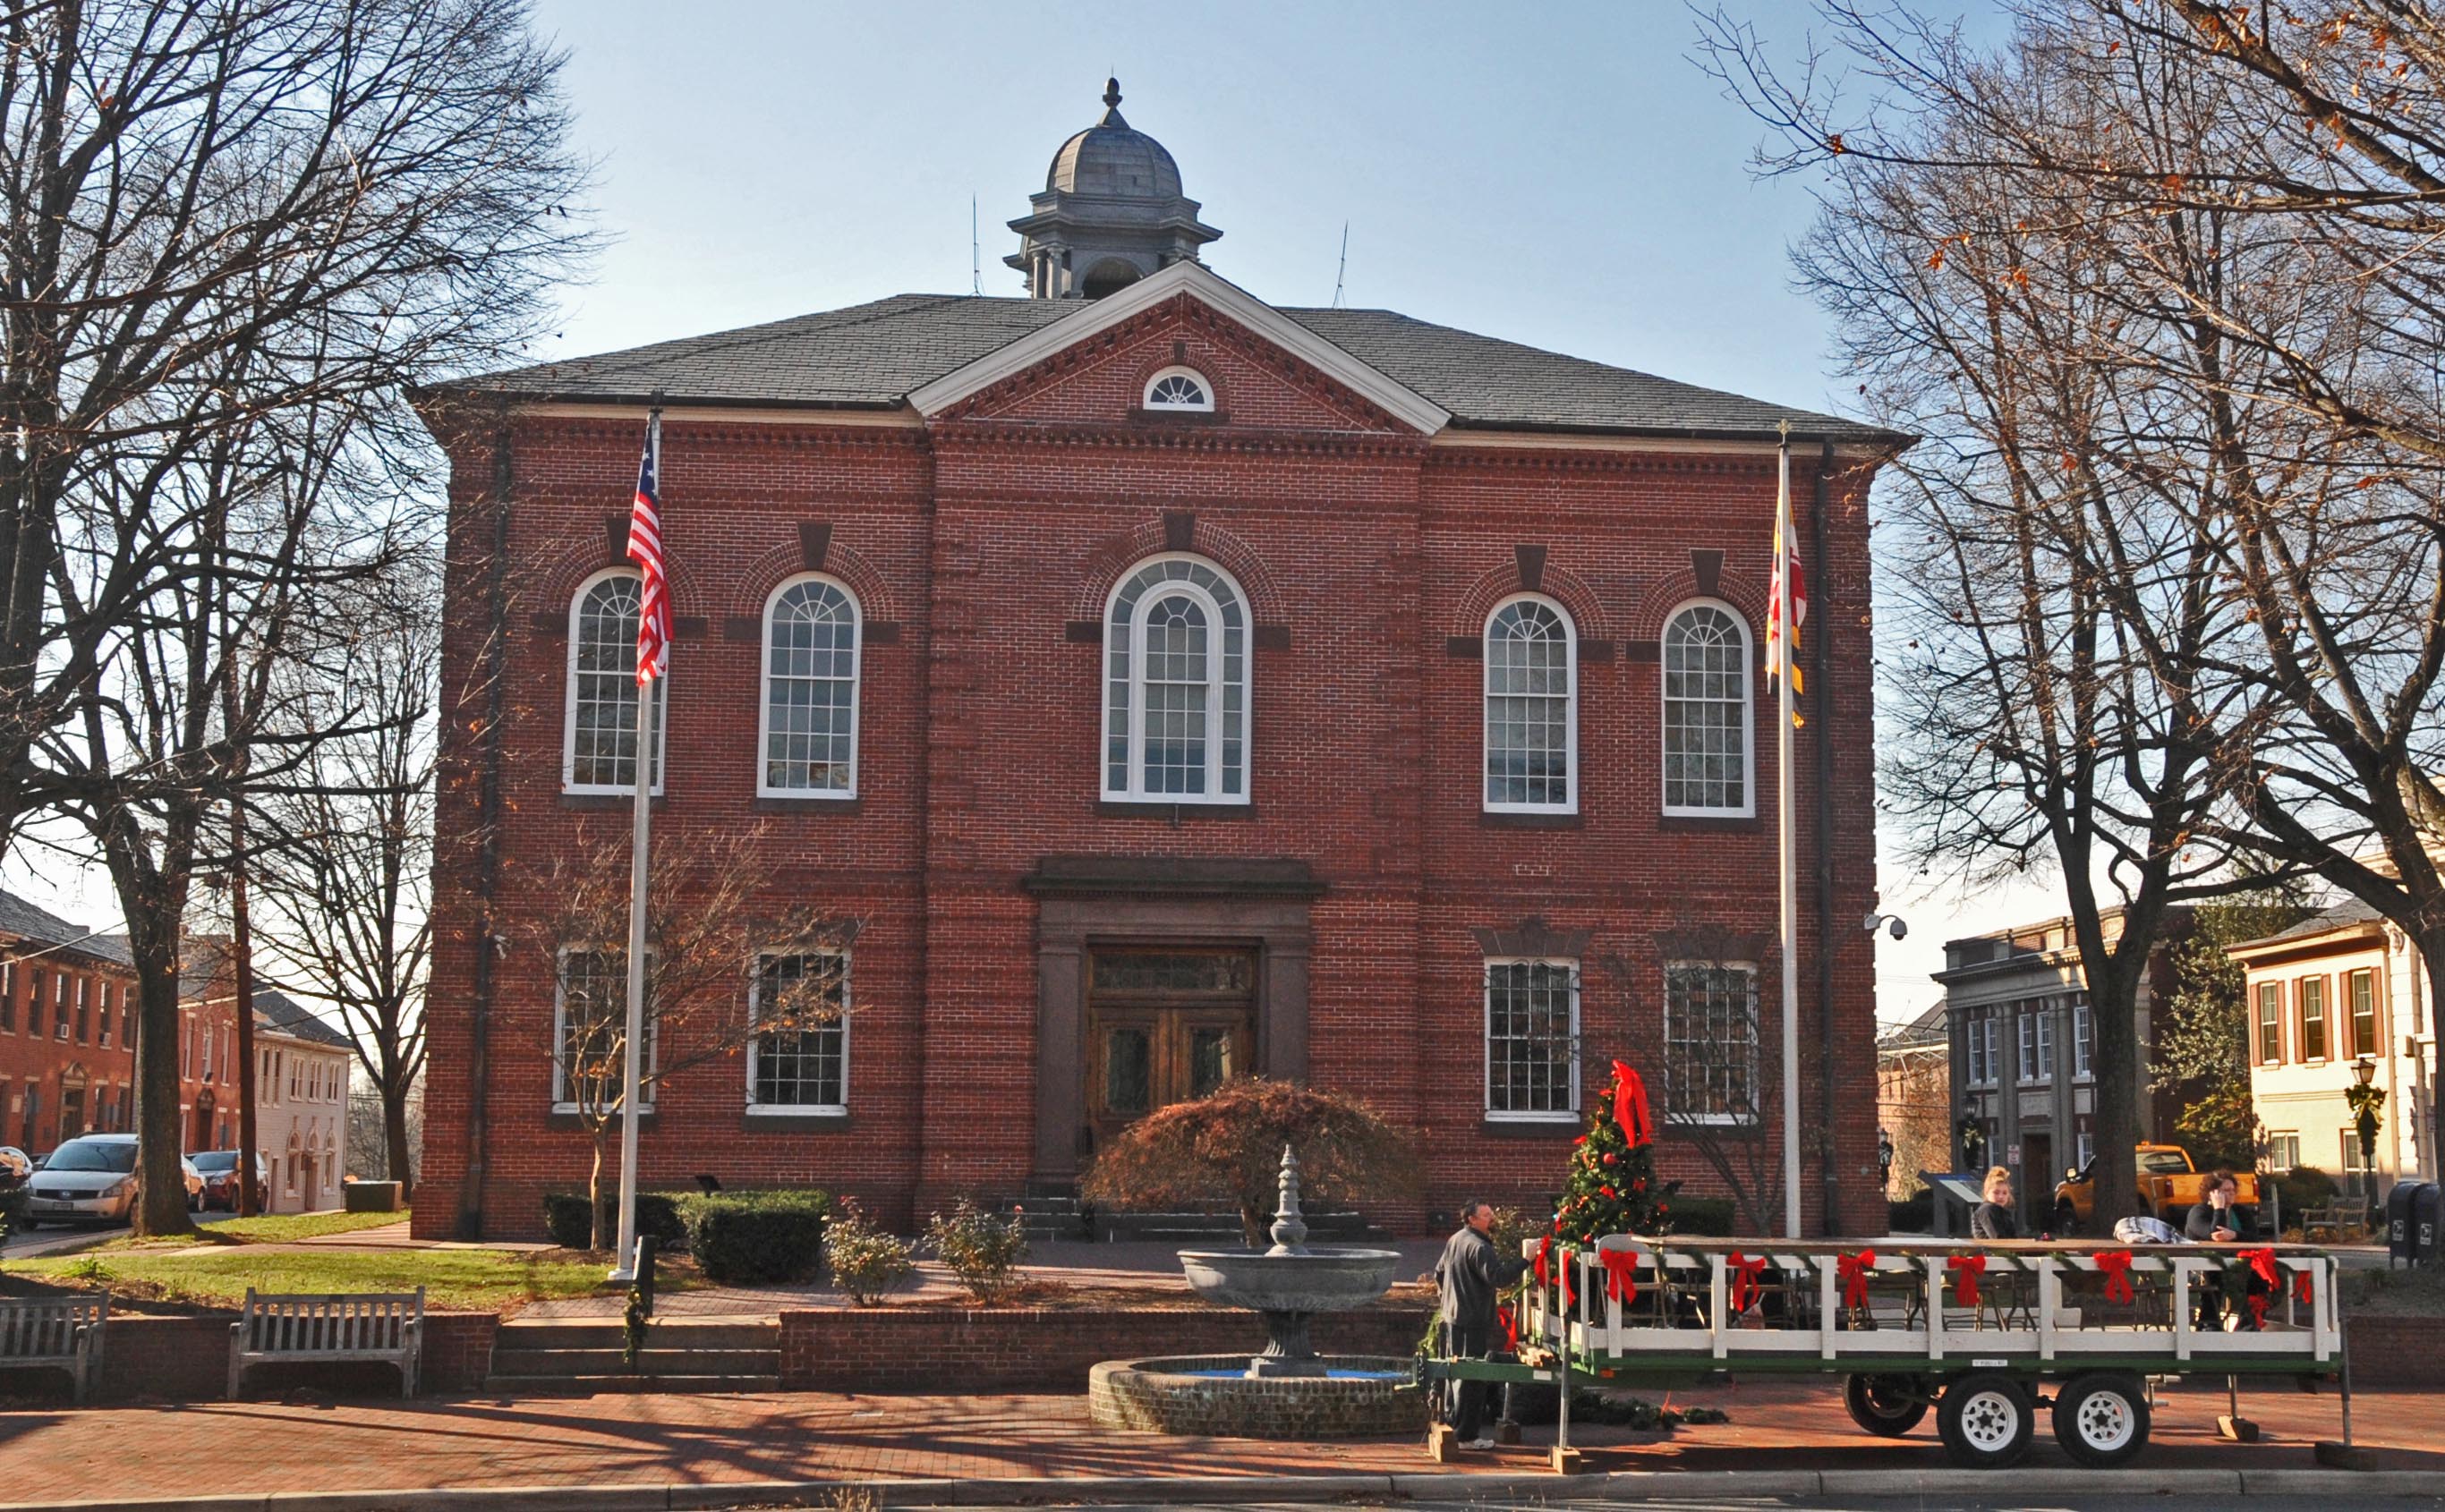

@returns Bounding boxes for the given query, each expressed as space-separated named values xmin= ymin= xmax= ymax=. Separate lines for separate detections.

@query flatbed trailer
xmin=1418 ymin=1235 xmax=2352 ymax=1470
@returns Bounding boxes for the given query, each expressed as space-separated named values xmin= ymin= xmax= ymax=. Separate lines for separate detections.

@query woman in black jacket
xmin=1970 ymin=1165 xmax=2020 ymax=1240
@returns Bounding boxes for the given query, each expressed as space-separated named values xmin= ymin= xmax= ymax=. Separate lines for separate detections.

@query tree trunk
xmin=98 ymin=812 xmax=198 ymax=1240
xmin=589 ymin=1126 xmax=611 ymax=1252
xmin=383 ymin=1081 xmax=413 ymax=1199
xmin=2087 ymin=958 xmax=2145 ymax=1233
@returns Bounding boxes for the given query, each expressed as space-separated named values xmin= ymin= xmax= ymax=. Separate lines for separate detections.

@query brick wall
xmin=97 ymin=1316 xmax=227 ymax=1401
xmin=2345 ymin=1313 xmax=2445 ymax=1386
xmin=778 ymin=1304 xmax=1432 ymax=1392
xmin=422 ymin=1311 xmax=498 ymax=1392
xmin=415 ymin=286 xmax=1889 ymax=1242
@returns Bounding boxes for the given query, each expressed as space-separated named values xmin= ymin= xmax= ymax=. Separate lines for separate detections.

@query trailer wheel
xmin=2051 ymin=1372 xmax=2151 ymax=1467
xmin=1842 ymin=1373 xmax=1930 ymax=1437
xmin=1937 ymin=1372 xmax=2034 ymax=1468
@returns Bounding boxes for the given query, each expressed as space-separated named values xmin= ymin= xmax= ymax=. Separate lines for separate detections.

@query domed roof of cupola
xmin=1046 ymin=80 xmax=1183 ymax=200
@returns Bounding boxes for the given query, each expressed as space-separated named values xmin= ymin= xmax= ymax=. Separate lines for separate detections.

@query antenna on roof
xmin=971 ymin=195 xmax=983 ymax=296
xmin=1331 ymin=221 xmax=1350 ymax=310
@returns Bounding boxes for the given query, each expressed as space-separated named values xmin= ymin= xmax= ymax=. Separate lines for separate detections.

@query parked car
xmin=191 ymin=1150 xmax=269 ymax=1212
xmin=2053 ymin=1142 xmax=2263 ymax=1235
xmin=18 ymin=1134 xmax=205 ymax=1227
xmin=0 ymin=1145 xmax=30 ymax=1192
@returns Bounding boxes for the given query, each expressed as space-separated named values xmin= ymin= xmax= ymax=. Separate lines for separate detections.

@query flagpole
xmin=1776 ymin=424 xmax=1802 ymax=1240
xmin=610 ymin=408 xmax=661 ymax=1283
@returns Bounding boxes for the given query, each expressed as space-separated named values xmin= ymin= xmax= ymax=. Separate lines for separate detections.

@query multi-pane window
xmin=747 ymin=951 xmax=850 ymax=1112
xmin=552 ymin=949 xmax=656 ymax=1112
xmin=2017 ymin=1003 xmax=2052 ymax=1083
xmin=1483 ymin=597 xmax=1575 ymax=811
xmin=2072 ymin=999 xmax=2092 ymax=1078
xmin=565 ymin=571 xmax=667 ymax=794
xmin=1103 ymin=556 xmax=1248 ymax=803
xmin=1661 ymin=604 xmax=1751 ymax=814
xmin=27 ymin=970 xmax=42 ymax=1036
xmin=1966 ymin=1008 xmax=1993 ymax=1086
xmin=1485 ymin=959 xmax=1579 ymax=1118
xmin=1142 ymin=367 xmax=1214 ymax=411
xmin=52 ymin=973 xmax=66 ymax=1039
xmin=2268 ymin=1131 xmax=2301 ymax=1171
xmin=761 ymin=577 xmax=859 ymax=796
xmin=0 ymin=961 xmax=14 ymax=1032
xmin=97 ymin=983 xmax=111 ymax=1048
xmin=73 ymin=979 xmax=89 ymax=1042
xmin=2257 ymin=981 xmax=2285 ymax=1063
xmin=1665 ymin=963 xmax=1759 ymax=1123
xmin=2299 ymin=975 xmax=2329 ymax=1061
xmin=2348 ymin=968 xmax=2377 ymax=1058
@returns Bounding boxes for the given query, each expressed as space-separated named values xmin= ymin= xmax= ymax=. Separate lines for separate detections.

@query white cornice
xmin=906 ymin=260 xmax=1453 ymax=436
xmin=508 ymin=402 xmax=924 ymax=429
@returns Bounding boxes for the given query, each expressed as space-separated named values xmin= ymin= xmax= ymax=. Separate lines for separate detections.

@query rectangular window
xmin=2072 ymin=999 xmax=2092 ymax=1078
xmin=2348 ymin=968 xmax=2377 ymax=1059
xmin=73 ymin=978 xmax=89 ymax=1042
xmin=0 ymin=960 xmax=14 ymax=1032
xmin=201 ymin=1022 xmax=214 ymax=1082
xmin=554 ymin=949 xmax=656 ymax=1112
xmin=2299 ymin=976 xmax=2329 ymax=1061
xmin=97 ymin=983 xmax=110 ymax=1048
xmin=1485 ymin=959 xmax=1580 ymax=1118
xmin=1965 ymin=1010 xmax=1987 ymax=1087
xmin=2257 ymin=981 xmax=2285 ymax=1063
xmin=119 ymin=992 xmax=132 ymax=1048
xmin=748 ymin=952 xmax=850 ymax=1112
xmin=1665 ymin=963 xmax=1759 ymax=1123
xmin=2032 ymin=1006 xmax=2055 ymax=1082
xmin=2268 ymin=1132 xmax=2301 ymax=1171
xmin=27 ymin=970 xmax=43 ymax=1037
xmin=52 ymin=973 xmax=66 ymax=1039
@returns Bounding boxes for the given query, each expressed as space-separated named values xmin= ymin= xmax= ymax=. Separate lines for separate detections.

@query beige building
xmin=251 ymin=987 xmax=354 ymax=1212
xmin=2229 ymin=901 xmax=2438 ymax=1202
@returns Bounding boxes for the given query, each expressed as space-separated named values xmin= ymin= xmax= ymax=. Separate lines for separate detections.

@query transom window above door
xmin=1103 ymin=555 xmax=1248 ymax=803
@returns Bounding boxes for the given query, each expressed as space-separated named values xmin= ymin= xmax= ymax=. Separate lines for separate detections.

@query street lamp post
xmin=2346 ymin=1055 xmax=2386 ymax=1219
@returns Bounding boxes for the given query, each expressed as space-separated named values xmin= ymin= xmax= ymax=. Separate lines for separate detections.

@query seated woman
xmin=1970 ymin=1165 xmax=2020 ymax=1240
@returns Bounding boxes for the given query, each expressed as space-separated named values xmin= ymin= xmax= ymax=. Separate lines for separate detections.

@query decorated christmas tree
xmin=1553 ymin=1058 xmax=1680 ymax=1243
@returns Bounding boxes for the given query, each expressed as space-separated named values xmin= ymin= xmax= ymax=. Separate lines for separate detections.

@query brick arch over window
xmin=1069 ymin=515 xmax=1286 ymax=625
xmin=1448 ymin=560 xmax=1610 ymax=641
xmin=731 ymin=536 xmax=899 ymax=625
xmin=1626 ymin=567 xmax=1765 ymax=641
xmin=1133 ymin=351 xmax=1226 ymax=412
xmin=533 ymin=535 xmax=709 ymax=622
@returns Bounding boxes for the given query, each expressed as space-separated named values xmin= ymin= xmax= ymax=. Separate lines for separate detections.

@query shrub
xmin=1663 ymin=1195 xmax=1736 ymax=1236
xmin=0 ymin=1186 xmax=26 ymax=1239
xmin=677 ymin=1189 xmax=830 ymax=1284
xmin=1888 ymin=1193 xmax=1933 ymax=1233
xmin=825 ymin=1199 xmax=913 ymax=1304
xmin=542 ymin=1191 xmax=687 ymax=1252
xmin=1080 ymin=1077 xmax=1421 ymax=1248
xmin=925 ymin=1197 xmax=1028 ymax=1301
xmin=2270 ymin=1165 xmax=2339 ymax=1221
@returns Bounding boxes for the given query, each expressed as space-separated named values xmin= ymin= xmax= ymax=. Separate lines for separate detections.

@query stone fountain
xmin=1087 ymin=1146 xmax=1423 ymax=1438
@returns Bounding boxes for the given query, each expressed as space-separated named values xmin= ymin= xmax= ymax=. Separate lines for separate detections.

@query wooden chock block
xmin=2216 ymin=1414 xmax=2260 ymax=1442
xmin=1427 ymin=1423 xmax=1459 ymax=1463
xmin=2314 ymin=1440 xmax=2379 ymax=1471
xmin=1548 ymin=1445 xmax=1583 ymax=1474
xmin=1494 ymin=1419 xmax=1521 ymax=1445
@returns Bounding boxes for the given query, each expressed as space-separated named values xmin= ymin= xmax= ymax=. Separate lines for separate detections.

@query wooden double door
xmin=1086 ymin=947 xmax=1256 ymax=1153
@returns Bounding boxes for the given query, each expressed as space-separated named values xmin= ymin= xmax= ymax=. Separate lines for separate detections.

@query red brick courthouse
xmin=413 ymin=83 xmax=1903 ymax=1240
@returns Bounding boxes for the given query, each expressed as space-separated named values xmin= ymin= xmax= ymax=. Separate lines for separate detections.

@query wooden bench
xmin=2298 ymin=1204 xmax=2364 ymax=1242
xmin=228 ymin=1288 xmax=423 ymax=1399
xmin=0 ymin=1295 xmax=108 ymax=1402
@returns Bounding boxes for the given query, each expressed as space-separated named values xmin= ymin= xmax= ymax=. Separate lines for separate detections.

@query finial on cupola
xmin=1103 ymin=76 xmax=1122 ymax=110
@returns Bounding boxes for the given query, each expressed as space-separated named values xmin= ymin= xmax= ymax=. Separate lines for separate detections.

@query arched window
xmin=564 ymin=568 xmax=666 ymax=794
xmin=1661 ymin=602 xmax=1752 ymax=816
xmin=759 ymin=575 xmax=860 ymax=797
xmin=1484 ymin=596 xmax=1576 ymax=811
xmin=1142 ymin=366 xmax=1214 ymax=412
xmin=1103 ymin=555 xmax=1248 ymax=803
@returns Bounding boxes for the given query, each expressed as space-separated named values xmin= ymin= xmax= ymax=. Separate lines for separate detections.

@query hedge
xmin=1889 ymin=1193 xmax=1933 ymax=1232
xmin=677 ymin=1189 xmax=831 ymax=1284
xmin=542 ymin=1190 xmax=689 ymax=1251
xmin=1664 ymin=1196 xmax=1737 ymax=1236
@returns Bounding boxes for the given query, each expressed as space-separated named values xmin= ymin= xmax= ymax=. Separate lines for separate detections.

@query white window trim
xmin=1665 ymin=958 xmax=1762 ymax=1126
xmin=1482 ymin=956 xmax=1580 ymax=1122
xmin=2072 ymin=999 xmax=2093 ymax=1082
xmin=1481 ymin=592 xmax=1579 ymax=814
xmin=1141 ymin=364 xmax=1215 ymax=412
xmin=1658 ymin=598 xmax=1757 ymax=819
xmin=754 ymin=573 xmax=863 ymax=800
xmin=745 ymin=947 xmax=852 ymax=1114
xmin=1101 ymin=554 xmax=1252 ymax=805
xmin=550 ymin=945 xmax=659 ymax=1115
xmin=562 ymin=566 xmax=668 ymax=797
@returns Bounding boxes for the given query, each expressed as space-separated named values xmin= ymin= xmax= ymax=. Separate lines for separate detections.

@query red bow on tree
xmin=1534 ymin=1236 xmax=1553 ymax=1292
xmin=1610 ymin=1059 xmax=1654 ymax=1146
xmin=1950 ymin=1254 xmax=1988 ymax=1308
xmin=1726 ymin=1252 xmax=1769 ymax=1312
xmin=1836 ymin=1250 xmax=1877 ymax=1310
xmin=1597 ymin=1247 xmax=1641 ymax=1304
xmin=2094 ymin=1250 xmax=2135 ymax=1305
xmin=1496 ymin=1301 xmax=1519 ymax=1353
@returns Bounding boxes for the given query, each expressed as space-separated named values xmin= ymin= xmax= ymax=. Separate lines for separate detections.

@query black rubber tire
xmin=2051 ymin=1372 xmax=2151 ymax=1468
xmin=1843 ymin=1372 xmax=1930 ymax=1437
xmin=1937 ymin=1372 xmax=2035 ymax=1468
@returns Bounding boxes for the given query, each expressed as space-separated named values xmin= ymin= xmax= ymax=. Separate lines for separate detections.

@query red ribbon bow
xmin=1726 ymin=1252 xmax=1769 ymax=1312
xmin=1495 ymin=1301 xmax=1519 ymax=1353
xmin=1950 ymin=1254 xmax=1988 ymax=1308
xmin=1609 ymin=1059 xmax=1654 ymax=1146
xmin=1836 ymin=1250 xmax=1877 ymax=1309
xmin=2237 ymin=1247 xmax=2279 ymax=1288
xmin=1598 ymin=1247 xmax=1640 ymax=1304
xmin=2094 ymin=1250 xmax=2135 ymax=1304
xmin=1533 ymin=1235 xmax=1552 ymax=1290
xmin=2294 ymin=1268 xmax=2315 ymax=1306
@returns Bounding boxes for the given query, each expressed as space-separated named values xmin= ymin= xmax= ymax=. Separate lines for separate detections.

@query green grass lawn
xmin=192 ymin=1209 xmax=413 ymax=1244
xmin=6 ymin=1246 xmax=626 ymax=1312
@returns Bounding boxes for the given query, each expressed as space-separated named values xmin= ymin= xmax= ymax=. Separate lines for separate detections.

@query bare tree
xmin=2 ymin=0 xmax=590 ymax=1234
xmin=527 ymin=824 xmax=860 ymax=1250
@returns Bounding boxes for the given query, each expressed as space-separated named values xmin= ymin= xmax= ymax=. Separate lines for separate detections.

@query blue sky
xmin=5 ymin=1 xmax=2049 ymax=1016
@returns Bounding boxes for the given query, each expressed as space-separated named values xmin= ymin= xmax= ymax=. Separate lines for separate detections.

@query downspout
xmin=1812 ymin=439 xmax=1840 ymax=1236
xmin=456 ymin=405 xmax=514 ymax=1240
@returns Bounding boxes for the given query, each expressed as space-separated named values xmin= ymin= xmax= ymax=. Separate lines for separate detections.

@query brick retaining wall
xmin=2344 ymin=1313 xmax=2444 ymax=1386
xmin=780 ymin=1305 xmax=1433 ymax=1392
xmin=67 ymin=1312 xmax=494 ymax=1402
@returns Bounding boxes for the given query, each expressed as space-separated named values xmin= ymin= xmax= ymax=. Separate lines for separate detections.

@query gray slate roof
xmin=450 ymin=293 xmax=1902 ymax=443
xmin=0 ymin=890 xmax=132 ymax=967
xmin=2244 ymin=897 xmax=2383 ymax=947
xmin=251 ymin=985 xmax=353 ymax=1050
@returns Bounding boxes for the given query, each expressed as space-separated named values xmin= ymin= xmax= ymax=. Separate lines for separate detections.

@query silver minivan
xmin=20 ymin=1134 xmax=204 ymax=1227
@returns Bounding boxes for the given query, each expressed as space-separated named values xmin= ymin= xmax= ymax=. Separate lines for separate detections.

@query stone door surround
xmin=1022 ymin=855 xmax=1322 ymax=1188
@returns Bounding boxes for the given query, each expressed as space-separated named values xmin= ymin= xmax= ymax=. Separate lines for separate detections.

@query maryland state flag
xmin=1765 ymin=438 xmax=1808 ymax=707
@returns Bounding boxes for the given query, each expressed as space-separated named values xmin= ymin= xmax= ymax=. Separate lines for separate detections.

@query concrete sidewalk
xmin=0 ymin=1378 xmax=2431 ymax=1508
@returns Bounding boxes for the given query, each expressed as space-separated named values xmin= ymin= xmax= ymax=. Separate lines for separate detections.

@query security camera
xmin=1862 ymin=912 xmax=1907 ymax=940
xmin=1887 ymin=917 xmax=1907 ymax=940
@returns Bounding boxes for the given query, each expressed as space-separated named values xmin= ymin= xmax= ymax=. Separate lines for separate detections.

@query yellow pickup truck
xmin=2052 ymin=1143 xmax=2262 ymax=1236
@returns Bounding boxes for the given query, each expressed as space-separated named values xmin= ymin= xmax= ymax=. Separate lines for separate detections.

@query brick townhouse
xmin=413 ymin=81 xmax=1904 ymax=1240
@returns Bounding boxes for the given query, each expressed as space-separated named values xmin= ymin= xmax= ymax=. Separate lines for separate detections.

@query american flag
xmin=1765 ymin=457 xmax=1807 ymax=698
xmin=627 ymin=413 xmax=671 ymax=684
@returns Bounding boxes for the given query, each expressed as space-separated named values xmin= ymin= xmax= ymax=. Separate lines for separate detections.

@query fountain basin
xmin=1089 ymin=1355 xmax=1427 ymax=1439
xmin=1176 ymin=1246 xmax=1401 ymax=1314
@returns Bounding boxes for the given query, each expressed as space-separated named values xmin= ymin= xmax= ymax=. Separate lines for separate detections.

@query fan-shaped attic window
xmin=1143 ymin=366 xmax=1214 ymax=412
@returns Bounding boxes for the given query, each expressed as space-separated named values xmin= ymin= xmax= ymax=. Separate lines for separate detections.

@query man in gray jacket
xmin=1435 ymin=1200 xmax=1529 ymax=1448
